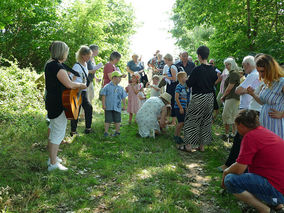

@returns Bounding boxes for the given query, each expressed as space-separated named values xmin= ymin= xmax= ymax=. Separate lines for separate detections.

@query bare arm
xmin=247 ymin=86 xmax=263 ymax=105
xmin=215 ymin=73 xmax=222 ymax=85
xmin=221 ymin=83 xmax=235 ymax=101
xmin=166 ymin=68 xmax=177 ymax=81
xmin=235 ymin=86 xmax=248 ymax=95
xmin=127 ymin=66 xmax=134 ymax=75
xmin=102 ymin=96 xmax=106 ymax=110
xmin=122 ymin=98 xmax=126 ymax=110
xmin=222 ymin=162 xmax=247 ymax=188
xmin=159 ymin=106 xmax=168 ymax=128
xmin=57 ymin=69 xmax=86 ymax=89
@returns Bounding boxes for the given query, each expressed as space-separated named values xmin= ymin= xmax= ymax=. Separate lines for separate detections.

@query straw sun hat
xmin=160 ymin=92 xmax=172 ymax=104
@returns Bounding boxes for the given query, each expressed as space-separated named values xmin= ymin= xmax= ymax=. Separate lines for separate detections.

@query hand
xmin=247 ymin=86 xmax=255 ymax=96
xmin=221 ymin=169 xmax=229 ymax=189
xmin=80 ymin=83 xmax=87 ymax=89
xmin=268 ymin=109 xmax=284 ymax=119
xmin=179 ymin=108 xmax=184 ymax=114
xmin=122 ymin=106 xmax=126 ymax=111
xmin=122 ymin=74 xmax=127 ymax=78
xmin=95 ymin=78 xmax=101 ymax=83
xmin=102 ymin=105 xmax=106 ymax=110
xmin=160 ymin=120 xmax=166 ymax=129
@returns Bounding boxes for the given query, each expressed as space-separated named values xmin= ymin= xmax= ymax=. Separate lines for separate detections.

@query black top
xmin=175 ymin=61 xmax=195 ymax=76
xmin=87 ymin=60 xmax=95 ymax=82
xmin=186 ymin=64 xmax=218 ymax=95
xmin=45 ymin=60 xmax=66 ymax=119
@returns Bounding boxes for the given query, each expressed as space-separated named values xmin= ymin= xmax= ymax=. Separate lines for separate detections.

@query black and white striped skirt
xmin=184 ymin=93 xmax=214 ymax=147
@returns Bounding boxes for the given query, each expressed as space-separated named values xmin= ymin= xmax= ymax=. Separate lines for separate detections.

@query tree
xmin=171 ymin=0 xmax=284 ymax=66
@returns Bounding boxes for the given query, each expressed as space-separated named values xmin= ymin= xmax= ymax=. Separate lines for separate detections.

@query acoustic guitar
xmin=62 ymin=64 xmax=86 ymax=120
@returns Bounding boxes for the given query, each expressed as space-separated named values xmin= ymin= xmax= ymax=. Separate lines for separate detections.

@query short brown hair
xmin=177 ymin=71 xmax=187 ymax=81
xmin=235 ymin=110 xmax=260 ymax=129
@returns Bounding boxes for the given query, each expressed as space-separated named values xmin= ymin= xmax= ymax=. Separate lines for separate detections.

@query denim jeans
xmin=225 ymin=173 xmax=284 ymax=206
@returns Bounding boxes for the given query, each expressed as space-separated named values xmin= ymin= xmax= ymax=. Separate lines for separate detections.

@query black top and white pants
xmin=184 ymin=64 xmax=218 ymax=147
xmin=45 ymin=60 xmax=68 ymax=145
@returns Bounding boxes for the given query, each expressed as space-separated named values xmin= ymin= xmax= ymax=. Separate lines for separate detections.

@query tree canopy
xmin=0 ymin=0 xmax=136 ymax=71
xmin=171 ymin=0 xmax=284 ymax=65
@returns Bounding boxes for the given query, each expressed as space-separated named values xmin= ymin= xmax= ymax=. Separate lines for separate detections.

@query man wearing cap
xmin=100 ymin=71 xmax=128 ymax=137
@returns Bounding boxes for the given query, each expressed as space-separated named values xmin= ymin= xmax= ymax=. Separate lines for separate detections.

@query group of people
xmin=44 ymin=40 xmax=284 ymax=212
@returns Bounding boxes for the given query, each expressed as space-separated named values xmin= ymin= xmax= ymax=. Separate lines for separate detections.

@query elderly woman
xmin=103 ymin=51 xmax=121 ymax=87
xmin=127 ymin=54 xmax=144 ymax=83
xmin=183 ymin=46 xmax=218 ymax=152
xmin=136 ymin=92 xmax=172 ymax=138
xmin=220 ymin=57 xmax=240 ymax=140
xmin=247 ymin=54 xmax=284 ymax=139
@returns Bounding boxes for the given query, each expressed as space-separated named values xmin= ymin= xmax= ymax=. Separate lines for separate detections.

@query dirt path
xmin=179 ymin=150 xmax=226 ymax=213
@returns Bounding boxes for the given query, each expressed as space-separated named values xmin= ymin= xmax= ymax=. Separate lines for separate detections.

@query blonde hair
xmin=224 ymin=57 xmax=239 ymax=71
xmin=76 ymin=45 xmax=91 ymax=62
xmin=255 ymin=54 xmax=284 ymax=88
xmin=50 ymin=41 xmax=69 ymax=61
xmin=164 ymin=54 xmax=173 ymax=62
xmin=177 ymin=71 xmax=187 ymax=81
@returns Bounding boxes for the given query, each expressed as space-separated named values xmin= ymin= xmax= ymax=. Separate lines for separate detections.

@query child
xmin=100 ymin=71 xmax=127 ymax=137
xmin=174 ymin=71 xmax=190 ymax=144
xmin=148 ymin=75 xmax=161 ymax=97
xmin=137 ymin=83 xmax=146 ymax=108
xmin=126 ymin=73 xmax=140 ymax=124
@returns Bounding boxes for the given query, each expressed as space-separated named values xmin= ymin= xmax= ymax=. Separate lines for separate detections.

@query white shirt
xmin=163 ymin=64 xmax=169 ymax=75
xmin=249 ymin=81 xmax=264 ymax=112
xmin=239 ymin=69 xmax=260 ymax=109
xmin=70 ymin=63 xmax=89 ymax=92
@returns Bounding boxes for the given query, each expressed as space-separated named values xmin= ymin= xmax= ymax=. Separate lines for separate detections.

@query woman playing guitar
xmin=69 ymin=46 xmax=93 ymax=136
xmin=45 ymin=41 xmax=86 ymax=172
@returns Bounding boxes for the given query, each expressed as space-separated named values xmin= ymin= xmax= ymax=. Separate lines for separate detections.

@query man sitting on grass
xmin=222 ymin=110 xmax=284 ymax=213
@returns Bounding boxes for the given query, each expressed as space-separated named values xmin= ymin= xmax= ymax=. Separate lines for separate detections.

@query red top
xmin=103 ymin=62 xmax=116 ymax=86
xmin=237 ymin=126 xmax=284 ymax=194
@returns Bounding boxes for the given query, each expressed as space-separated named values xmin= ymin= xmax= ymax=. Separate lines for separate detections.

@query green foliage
xmin=171 ymin=0 xmax=284 ymax=66
xmin=0 ymin=0 xmax=136 ymax=72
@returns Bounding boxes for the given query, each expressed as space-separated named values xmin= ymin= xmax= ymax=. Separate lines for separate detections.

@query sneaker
xmin=47 ymin=157 xmax=63 ymax=166
xmin=70 ymin=131 xmax=79 ymax=137
xmin=112 ymin=132 xmax=120 ymax=137
xmin=84 ymin=128 xmax=93 ymax=134
xmin=220 ymin=134 xmax=229 ymax=141
xmin=48 ymin=162 xmax=68 ymax=172
xmin=103 ymin=132 xmax=109 ymax=137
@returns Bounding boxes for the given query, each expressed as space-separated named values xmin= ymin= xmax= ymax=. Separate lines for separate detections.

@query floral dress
xmin=259 ymin=77 xmax=284 ymax=139
xmin=136 ymin=97 xmax=165 ymax=137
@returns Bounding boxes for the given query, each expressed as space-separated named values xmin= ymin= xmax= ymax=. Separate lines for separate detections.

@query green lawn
xmin=0 ymin=104 xmax=242 ymax=212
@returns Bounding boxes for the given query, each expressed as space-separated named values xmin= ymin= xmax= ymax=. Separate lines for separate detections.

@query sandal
xmin=178 ymin=145 xmax=192 ymax=153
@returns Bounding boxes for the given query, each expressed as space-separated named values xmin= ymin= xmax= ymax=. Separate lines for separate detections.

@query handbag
xmin=158 ymin=78 xmax=167 ymax=88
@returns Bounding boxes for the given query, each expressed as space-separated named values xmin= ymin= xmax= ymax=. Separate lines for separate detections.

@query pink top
xmin=126 ymin=84 xmax=140 ymax=114
xmin=237 ymin=126 xmax=284 ymax=194
xmin=103 ymin=62 xmax=116 ymax=86
xmin=220 ymin=69 xmax=229 ymax=93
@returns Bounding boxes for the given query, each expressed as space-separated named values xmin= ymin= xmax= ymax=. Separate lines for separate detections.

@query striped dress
xmin=259 ymin=77 xmax=284 ymax=139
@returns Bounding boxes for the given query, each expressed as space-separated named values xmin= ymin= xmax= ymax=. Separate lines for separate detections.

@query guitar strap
xmin=51 ymin=58 xmax=80 ymax=77
xmin=76 ymin=62 xmax=90 ymax=87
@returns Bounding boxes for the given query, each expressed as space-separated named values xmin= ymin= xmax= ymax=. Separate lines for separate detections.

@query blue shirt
xmin=100 ymin=82 xmax=128 ymax=112
xmin=127 ymin=60 xmax=144 ymax=72
xmin=174 ymin=83 xmax=190 ymax=109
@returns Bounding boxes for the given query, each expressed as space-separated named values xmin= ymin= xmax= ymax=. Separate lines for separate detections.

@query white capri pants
xmin=48 ymin=111 xmax=67 ymax=145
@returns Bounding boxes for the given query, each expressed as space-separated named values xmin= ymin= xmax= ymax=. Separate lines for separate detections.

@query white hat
xmin=160 ymin=92 xmax=172 ymax=104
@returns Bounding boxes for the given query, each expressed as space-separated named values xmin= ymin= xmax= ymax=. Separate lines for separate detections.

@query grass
xmin=0 ymin=87 xmax=243 ymax=212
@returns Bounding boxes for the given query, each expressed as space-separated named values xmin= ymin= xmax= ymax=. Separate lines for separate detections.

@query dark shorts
xmin=175 ymin=108 xmax=185 ymax=123
xmin=225 ymin=173 xmax=284 ymax=206
xmin=105 ymin=110 xmax=121 ymax=123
